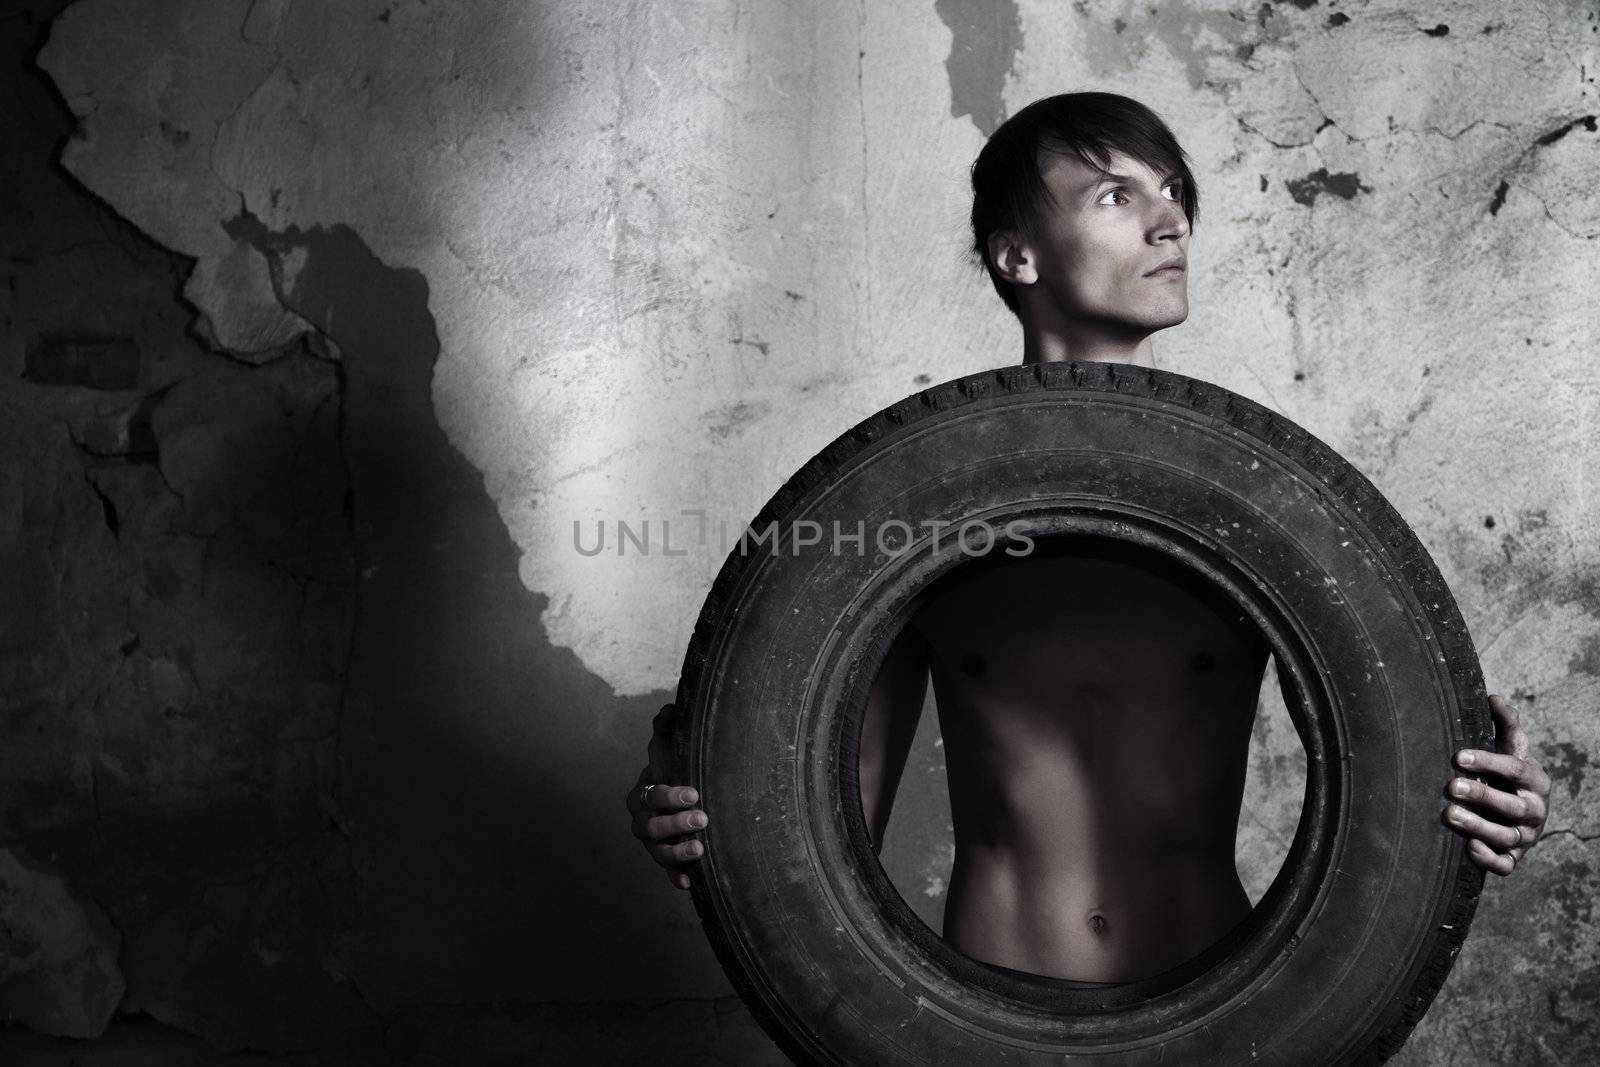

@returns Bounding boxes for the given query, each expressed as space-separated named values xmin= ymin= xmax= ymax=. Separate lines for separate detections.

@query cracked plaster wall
xmin=1 ymin=0 xmax=1596 ymax=1062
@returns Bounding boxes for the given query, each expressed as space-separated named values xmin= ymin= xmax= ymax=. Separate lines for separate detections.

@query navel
xmin=1087 ymin=911 xmax=1108 ymax=936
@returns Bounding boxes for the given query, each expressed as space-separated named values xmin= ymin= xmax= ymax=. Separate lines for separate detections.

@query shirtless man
xmin=626 ymin=92 xmax=1553 ymax=983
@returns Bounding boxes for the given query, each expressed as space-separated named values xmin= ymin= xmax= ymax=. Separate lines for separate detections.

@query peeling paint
xmin=1547 ymin=963 xmax=1600 ymax=1034
xmin=1 ymin=5 xmax=370 ymax=1051
xmin=0 ymin=847 xmax=124 ymax=1039
xmin=935 ymin=0 xmax=1023 ymax=135
xmin=1542 ymin=741 xmax=1591 ymax=800
xmin=1283 ymin=167 xmax=1374 ymax=206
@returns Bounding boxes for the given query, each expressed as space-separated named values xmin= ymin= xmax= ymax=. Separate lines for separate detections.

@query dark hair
xmin=969 ymin=92 xmax=1199 ymax=314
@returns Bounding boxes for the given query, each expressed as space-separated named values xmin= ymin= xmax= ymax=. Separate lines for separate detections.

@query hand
xmin=1443 ymin=694 xmax=1551 ymax=876
xmin=625 ymin=703 xmax=708 ymax=890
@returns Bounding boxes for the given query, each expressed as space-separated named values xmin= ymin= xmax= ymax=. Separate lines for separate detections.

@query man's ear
xmin=987 ymin=230 xmax=1038 ymax=287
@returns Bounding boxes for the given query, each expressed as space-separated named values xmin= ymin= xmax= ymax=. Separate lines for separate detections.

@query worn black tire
xmin=672 ymin=362 xmax=1488 ymax=1066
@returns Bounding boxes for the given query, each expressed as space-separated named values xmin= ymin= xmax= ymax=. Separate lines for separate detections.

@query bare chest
xmin=910 ymin=552 xmax=1266 ymax=706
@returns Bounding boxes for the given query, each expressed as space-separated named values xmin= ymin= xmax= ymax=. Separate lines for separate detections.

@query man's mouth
xmin=1144 ymin=259 xmax=1186 ymax=277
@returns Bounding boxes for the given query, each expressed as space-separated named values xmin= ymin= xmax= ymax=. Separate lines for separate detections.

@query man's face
xmin=1020 ymin=148 xmax=1190 ymax=333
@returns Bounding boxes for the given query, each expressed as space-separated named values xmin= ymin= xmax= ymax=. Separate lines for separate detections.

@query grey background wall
xmin=0 ymin=0 xmax=1595 ymax=1063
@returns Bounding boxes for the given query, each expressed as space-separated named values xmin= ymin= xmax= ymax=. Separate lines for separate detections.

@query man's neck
xmin=1021 ymin=326 xmax=1155 ymax=368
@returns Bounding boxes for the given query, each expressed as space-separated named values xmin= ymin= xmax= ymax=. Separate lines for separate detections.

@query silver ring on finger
xmin=1513 ymin=824 xmax=1528 ymax=848
xmin=640 ymin=782 xmax=656 ymax=808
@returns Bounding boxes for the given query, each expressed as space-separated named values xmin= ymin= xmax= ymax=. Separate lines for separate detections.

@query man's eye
xmin=1098 ymin=189 xmax=1128 ymax=205
xmin=1162 ymin=182 xmax=1183 ymax=201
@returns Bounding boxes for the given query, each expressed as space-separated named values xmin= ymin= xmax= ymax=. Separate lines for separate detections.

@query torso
xmin=909 ymin=547 xmax=1269 ymax=982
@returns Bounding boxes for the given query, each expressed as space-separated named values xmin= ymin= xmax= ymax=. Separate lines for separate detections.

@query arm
xmin=628 ymin=624 xmax=932 ymax=888
xmin=857 ymin=625 xmax=932 ymax=853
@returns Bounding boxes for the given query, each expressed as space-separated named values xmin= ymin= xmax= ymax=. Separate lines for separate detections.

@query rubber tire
xmin=673 ymin=362 xmax=1489 ymax=1066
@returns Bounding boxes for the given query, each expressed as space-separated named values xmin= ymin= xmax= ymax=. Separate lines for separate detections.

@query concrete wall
xmin=1 ymin=0 xmax=1595 ymax=1061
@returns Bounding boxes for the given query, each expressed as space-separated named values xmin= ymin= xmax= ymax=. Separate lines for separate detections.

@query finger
xmin=668 ymin=870 xmax=692 ymax=890
xmin=1467 ymin=837 xmax=1516 ymax=877
xmin=1501 ymin=787 xmax=1551 ymax=838
xmin=624 ymin=766 xmax=653 ymax=814
xmin=1456 ymin=749 xmax=1552 ymax=796
xmin=645 ymin=784 xmax=699 ymax=811
xmin=1521 ymin=789 xmax=1550 ymax=831
xmin=1445 ymin=803 xmax=1523 ymax=851
xmin=634 ymin=809 xmax=709 ymax=842
xmin=1447 ymin=776 xmax=1536 ymax=824
xmin=1487 ymin=694 xmax=1530 ymax=760
xmin=648 ymin=838 xmax=705 ymax=867
xmin=627 ymin=778 xmax=700 ymax=816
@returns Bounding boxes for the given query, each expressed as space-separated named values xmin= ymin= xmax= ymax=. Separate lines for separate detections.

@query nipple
xmin=961 ymin=652 xmax=987 ymax=679
xmin=1190 ymin=650 xmax=1217 ymax=674
xmin=1088 ymin=912 xmax=1108 ymax=936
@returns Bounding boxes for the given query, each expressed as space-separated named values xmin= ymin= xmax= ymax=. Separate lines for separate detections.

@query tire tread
xmin=675 ymin=363 xmax=1485 ymax=1066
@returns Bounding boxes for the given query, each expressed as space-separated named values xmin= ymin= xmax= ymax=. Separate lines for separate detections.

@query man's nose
xmin=1149 ymin=198 xmax=1189 ymax=242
